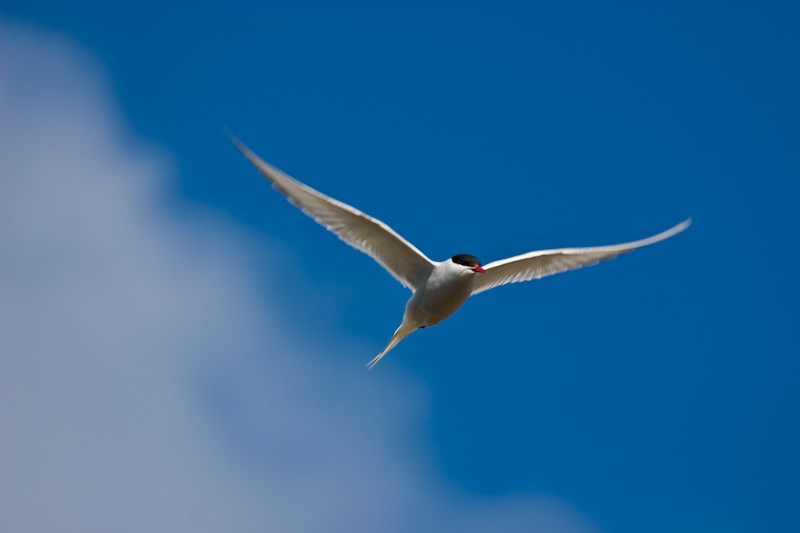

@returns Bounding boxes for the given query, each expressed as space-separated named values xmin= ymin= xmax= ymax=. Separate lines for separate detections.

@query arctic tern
xmin=229 ymin=135 xmax=690 ymax=368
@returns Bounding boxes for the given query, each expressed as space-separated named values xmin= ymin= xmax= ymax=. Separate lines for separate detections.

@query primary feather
xmin=229 ymin=134 xmax=435 ymax=290
xmin=472 ymin=219 xmax=691 ymax=295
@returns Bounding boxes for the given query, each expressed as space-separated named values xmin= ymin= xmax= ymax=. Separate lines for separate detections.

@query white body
xmin=373 ymin=259 xmax=480 ymax=368
xmin=229 ymin=134 xmax=691 ymax=368
xmin=407 ymin=259 xmax=476 ymax=327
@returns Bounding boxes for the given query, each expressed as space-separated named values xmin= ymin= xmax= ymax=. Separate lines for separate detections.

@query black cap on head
xmin=451 ymin=254 xmax=482 ymax=268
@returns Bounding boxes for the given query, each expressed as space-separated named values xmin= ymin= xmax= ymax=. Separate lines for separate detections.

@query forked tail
xmin=366 ymin=322 xmax=417 ymax=370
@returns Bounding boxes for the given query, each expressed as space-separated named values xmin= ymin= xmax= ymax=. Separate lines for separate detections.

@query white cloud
xmin=0 ymin=17 xmax=599 ymax=533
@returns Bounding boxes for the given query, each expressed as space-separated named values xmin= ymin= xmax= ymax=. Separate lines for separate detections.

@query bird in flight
xmin=229 ymin=135 xmax=690 ymax=368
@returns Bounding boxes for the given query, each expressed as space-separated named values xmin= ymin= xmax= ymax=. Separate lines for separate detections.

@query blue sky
xmin=1 ymin=2 xmax=798 ymax=532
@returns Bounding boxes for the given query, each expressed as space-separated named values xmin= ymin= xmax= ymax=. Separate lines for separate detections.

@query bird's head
xmin=450 ymin=254 xmax=487 ymax=274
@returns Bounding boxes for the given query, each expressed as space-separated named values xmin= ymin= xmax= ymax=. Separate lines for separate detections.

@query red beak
xmin=472 ymin=266 xmax=487 ymax=273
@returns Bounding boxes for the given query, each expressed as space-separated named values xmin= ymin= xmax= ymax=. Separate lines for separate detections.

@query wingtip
xmin=674 ymin=217 xmax=692 ymax=234
xmin=224 ymin=130 xmax=272 ymax=173
xmin=223 ymin=128 xmax=249 ymax=154
xmin=651 ymin=217 xmax=692 ymax=243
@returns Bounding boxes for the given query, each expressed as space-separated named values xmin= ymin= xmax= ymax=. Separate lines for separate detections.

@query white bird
xmin=230 ymin=135 xmax=690 ymax=368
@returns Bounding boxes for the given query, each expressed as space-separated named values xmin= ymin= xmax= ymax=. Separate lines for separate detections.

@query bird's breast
xmin=407 ymin=270 xmax=475 ymax=327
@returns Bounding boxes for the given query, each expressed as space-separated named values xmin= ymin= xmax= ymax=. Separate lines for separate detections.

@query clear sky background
xmin=1 ymin=2 xmax=798 ymax=532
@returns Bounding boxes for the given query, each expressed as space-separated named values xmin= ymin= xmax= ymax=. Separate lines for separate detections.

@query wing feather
xmin=472 ymin=219 xmax=691 ymax=295
xmin=230 ymin=134 xmax=434 ymax=290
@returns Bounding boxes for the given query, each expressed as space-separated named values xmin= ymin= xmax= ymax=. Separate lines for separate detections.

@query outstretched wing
xmin=472 ymin=219 xmax=691 ymax=295
xmin=230 ymin=134 xmax=435 ymax=290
